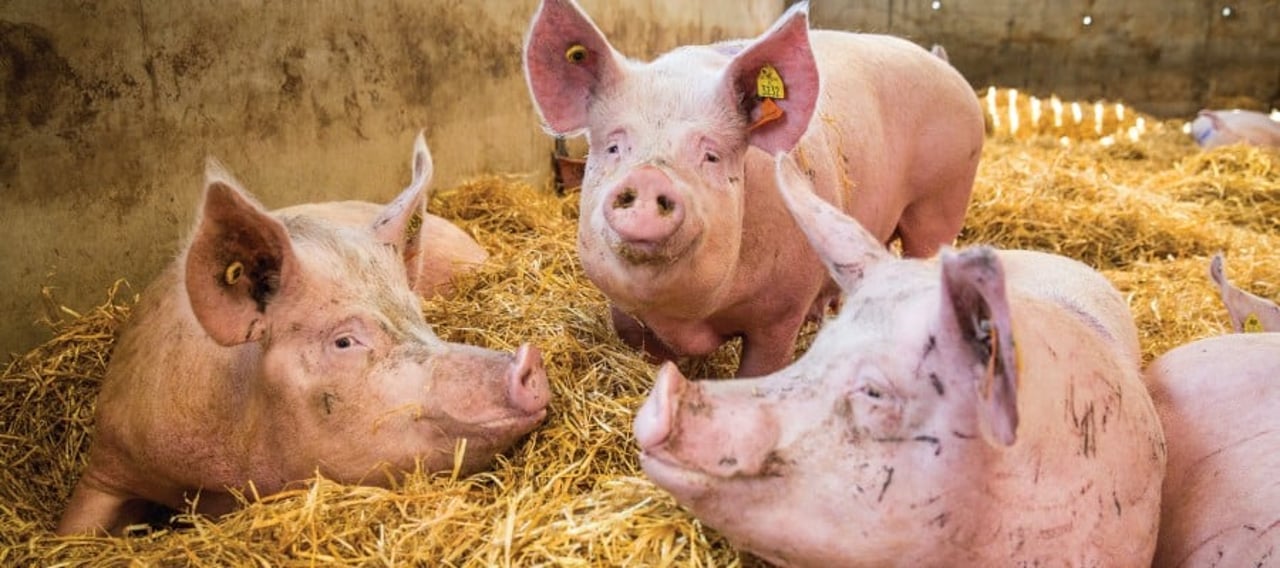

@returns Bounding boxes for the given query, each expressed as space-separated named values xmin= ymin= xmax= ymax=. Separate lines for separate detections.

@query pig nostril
xmin=613 ymin=188 xmax=637 ymax=209
xmin=656 ymin=194 xmax=675 ymax=216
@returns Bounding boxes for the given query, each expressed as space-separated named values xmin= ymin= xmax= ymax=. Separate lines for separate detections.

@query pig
xmin=56 ymin=149 xmax=551 ymax=536
xmin=1209 ymin=252 xmax=1280 ymax=332
xmin=276 ymin=132 xmax=489 ymax=298
xmin=930 ymin=43 xmax=949 ymax=62
xmin=1190 ymin=109 xmax=1280 ymax=149
xmin=523 ymin=0 xmax=984 ymax=377
xmin=1146 ymin=332 xmax=1280 ymax=567
xmin=633 ymin=155 xmax=1165 ymax=566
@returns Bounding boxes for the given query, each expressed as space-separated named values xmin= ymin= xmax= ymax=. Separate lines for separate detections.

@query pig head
xmin=634 ymin=156 xmax=1164 ymax=566
xmin=1209 ymin=252 xmax=1280 ymax=332
xmin=275 ymin=132 xmax=489 ymax=298
xmin=1190 ymin=109 xmax=1280 ymax=149
xmin=57 ymin=153 xmax=550 ymax=536
xmin=1147 ymin=332 xmax=1280 ymax=567
xmin=523 ymin=0 xmax=984 ymax=376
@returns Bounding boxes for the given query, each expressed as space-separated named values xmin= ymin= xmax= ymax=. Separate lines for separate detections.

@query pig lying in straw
xmin=1190 ymin=109 xmax=1280 ymax=149
xmin=1147 ymin=260 xmax=1280 ymax=565
xmin=523 ymin=0 xmax=984 ymax=376
xmin=57 ymin=136 xmax=551 ymax=536
xmin=633 ymin=155 xmax=1165 ymax=566
xmin=1210 ymin=252 xmax=1280 ymax=333
xmin=276 ymin=133 xmax=489 ymax=298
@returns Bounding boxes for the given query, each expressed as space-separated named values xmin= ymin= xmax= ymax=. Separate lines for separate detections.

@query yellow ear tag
xmin=224 ymin=261 xmax=244 ymax=285
xmin=565 ymin=44 xmax=588 ymax=64
xmin=756 ymin=64 xmax=786 ymax=99
xmin=1244 ymin=313 xmax=1264 ymax=333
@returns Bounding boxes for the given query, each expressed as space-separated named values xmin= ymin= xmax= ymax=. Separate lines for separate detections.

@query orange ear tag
xmin=749 ymin=98 xmax=785 ymax=131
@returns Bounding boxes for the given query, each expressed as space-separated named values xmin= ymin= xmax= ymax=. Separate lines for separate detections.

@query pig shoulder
xmin=1147 ymin=333 xmax=1280 ymax=567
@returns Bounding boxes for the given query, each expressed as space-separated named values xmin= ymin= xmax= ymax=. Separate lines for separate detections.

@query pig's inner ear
xmin=185 ymin=179 xmax=296 ymax=347
xmin=940 ymin=247 xmax=1020 ymax=447
xmin=724 ymin=4 xmax=820 ymax=155
xmin=523 ymin=0 xmax=622 ymax=134
xmin=372 ymin=181 xmax=428 ymax=289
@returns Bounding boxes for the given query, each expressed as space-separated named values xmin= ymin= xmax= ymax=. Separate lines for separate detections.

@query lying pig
xmin=1190 ymin=109 xmax=1280 ymax=149
xmin=523 ymin=0 xmax=984 ymax=376
xmin=633 ymin=155 xmax=1165 ymax=566
xmin=1209 ymin=252 xmax=1280 ymax=332
xmin=1147 ymin=332 xmax=1280 ymax=567
xmin=277 ymin=132 xmax=489 ymax=298
xmin=57 ymin=150 xmax=550 ymax=536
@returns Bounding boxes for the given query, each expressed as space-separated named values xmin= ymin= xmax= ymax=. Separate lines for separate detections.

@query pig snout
xmin=603 ymin=168 xmax=686 ymax=253
xmin=508 ymin=343 xmax=551 ymax=417
xmin=636 ymin=363 xmax=780 ymax=479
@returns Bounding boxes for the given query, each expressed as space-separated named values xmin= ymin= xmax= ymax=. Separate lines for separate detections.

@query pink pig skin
xmin=524 ymin=0 xmax=984 ymax=377
xmin=1209 ymin=253 xmax=1280 ymax=332
xmin=276 ymin=132 xmax=489 ymax=299
xmin=1147 ymin=332 xmax=1280 ymax=567
xmin=633 ymin=156 xmax=1164 ymax=566
xmin=1190 ymin=109 xmax=1280 ymax=149
xmin=56 ymin=148 xmax=550 ymax=536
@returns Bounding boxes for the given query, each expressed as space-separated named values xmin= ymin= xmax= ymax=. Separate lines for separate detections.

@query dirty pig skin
xmin=523 ymin=0 xmax=984 ymax=377
xmin=57 ymin=135 xmax=551 ymax=536
xmin=633 ymin=155 xmax=1165 ymax=566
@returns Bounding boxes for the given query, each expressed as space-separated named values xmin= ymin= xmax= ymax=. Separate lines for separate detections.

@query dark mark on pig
xmin=877 ymin=466 xmax=894 ymax=503
xmin=951 ymin=430 xmax=975 ymax=440
xmin=929 ymin=512 xmax=949 ymax=528
xmin=913 ymin=435 xmax=942 ymax=456
xmin=322 ymin=392 xmax=336 ymax=415
xmin=832 ymin=262 xmax=863 ymax=280
xmin=760 ymin=451 xmax=789 ymax=477
xmin=1113 ymin=491 xmax=1121 ymax=517
xmin=930 ymin=373 xmax=944 ymax=397
xmin=718 ymin=456 xmax=738 ymax=468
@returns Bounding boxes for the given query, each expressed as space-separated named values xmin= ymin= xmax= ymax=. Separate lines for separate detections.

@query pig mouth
xmin=638 ymin=451 xmax=718 ymax=498
xmin=607 ymin=226 xmax=700 ymax=267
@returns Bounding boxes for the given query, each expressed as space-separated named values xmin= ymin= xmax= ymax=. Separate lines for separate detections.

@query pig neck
xmin=96 ymin=266 xmax=292 ymax=499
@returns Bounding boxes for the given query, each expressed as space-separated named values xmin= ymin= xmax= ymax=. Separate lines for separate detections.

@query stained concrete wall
xmin=810 ymin=0 xmax=1280 ymax=117
xmin=0 ymin=0 xmax=784 ymax=357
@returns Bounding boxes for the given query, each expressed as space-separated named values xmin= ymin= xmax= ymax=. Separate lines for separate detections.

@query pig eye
xmin=704 ymin=152 xmax=720 ymax=164
xmin=334 ymin=336 xmax=356 ymax=349
xmin=860 ymin=385 xmax=884 ymax=400
xmin=606 ymin=143 xmax=620 ymax=154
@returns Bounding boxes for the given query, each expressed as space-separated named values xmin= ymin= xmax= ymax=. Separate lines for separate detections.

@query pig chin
xmin=607 ymin=226 xmax=700 ymax=266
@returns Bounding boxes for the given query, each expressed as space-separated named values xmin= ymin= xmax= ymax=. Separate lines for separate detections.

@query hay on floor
xmin=2 ymin=92 xmax=1277 ymax=565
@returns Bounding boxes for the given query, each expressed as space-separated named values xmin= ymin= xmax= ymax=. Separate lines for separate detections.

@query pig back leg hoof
xmin=610 ymin=306 xmax=679 ymax=363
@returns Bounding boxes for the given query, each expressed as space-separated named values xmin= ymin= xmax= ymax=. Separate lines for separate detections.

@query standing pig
xmin=523 ymin=0 xmax=984 ymax=376
xmin=276 ymin=132 xmax=489 ymax=298
xmin=1190 ymin=109 xmax=1280 ymax=149
xmin=57 ymin=153 xmax=551 ymax=536
xmin=633 ymin=155 xmax=1165 ymax=566
xmin=1209 ymin=252 xmax=1280 ymax=332
xmin=1147 ymin=332 xmax=1280 ymax=567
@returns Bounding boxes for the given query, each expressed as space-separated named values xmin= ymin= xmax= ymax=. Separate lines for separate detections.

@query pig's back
xmin=1148 ymin=333 xmax=1280 ymax=567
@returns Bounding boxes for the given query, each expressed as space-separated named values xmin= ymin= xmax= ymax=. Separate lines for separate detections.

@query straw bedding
xmin=2 ymin=92 xmax=1277 ymax=565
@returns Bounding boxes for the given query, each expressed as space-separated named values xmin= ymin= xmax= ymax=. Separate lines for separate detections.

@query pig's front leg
xmin=611 ymin=305 xmax=679 ymax=364
xmin=56 ymin=476 xmax=147 ymax=536
xmin=736 ymin=313 xmax=807 ymax=378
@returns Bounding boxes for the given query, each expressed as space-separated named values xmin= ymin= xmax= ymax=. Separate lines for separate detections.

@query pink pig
xmin=57 ymin=144 xmax=550 ymax=536
xmin=633 ymin=155 xmax=1165 ymax=566
xmin=1147 ymin=332 xmax=1280 ymax=566
xmin=523 ymin=0 xmax=984 ymax=376
xmin=277 ymin=132 xmax=489 ymax=298
xmin=1190 ymin=109 xmax=1280 ymax=149
xmin=1210 ymin=252 xmax=1280 ymax=332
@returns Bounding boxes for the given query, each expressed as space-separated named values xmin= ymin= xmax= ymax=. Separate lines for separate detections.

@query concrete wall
xmin=0 ymin=0 xmax=783 ymax=357
xmin=810 ymin=0 xmax=1280 ymax=117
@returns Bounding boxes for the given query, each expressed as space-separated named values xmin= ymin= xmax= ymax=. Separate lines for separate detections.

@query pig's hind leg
xmin=895 ymin=186 xmax=973 ymax=259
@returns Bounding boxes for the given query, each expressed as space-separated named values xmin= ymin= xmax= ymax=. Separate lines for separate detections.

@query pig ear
xmin=724 ymin=3 xmax=820 ymax=155
xmin=523 ymin=0 xmax=623 ymax=134
xmin=774 ymin=153 xmax=890 ymax=292
xmin=372 ymin=131 xmax=433 ymax=289
xmin=1209 ymin=252 xmax=1280 ymax=333
xmin=185 ymin=160 xmax=298 ymax=346
xmin=940 ymin=247 xmax=1020 ymax=447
